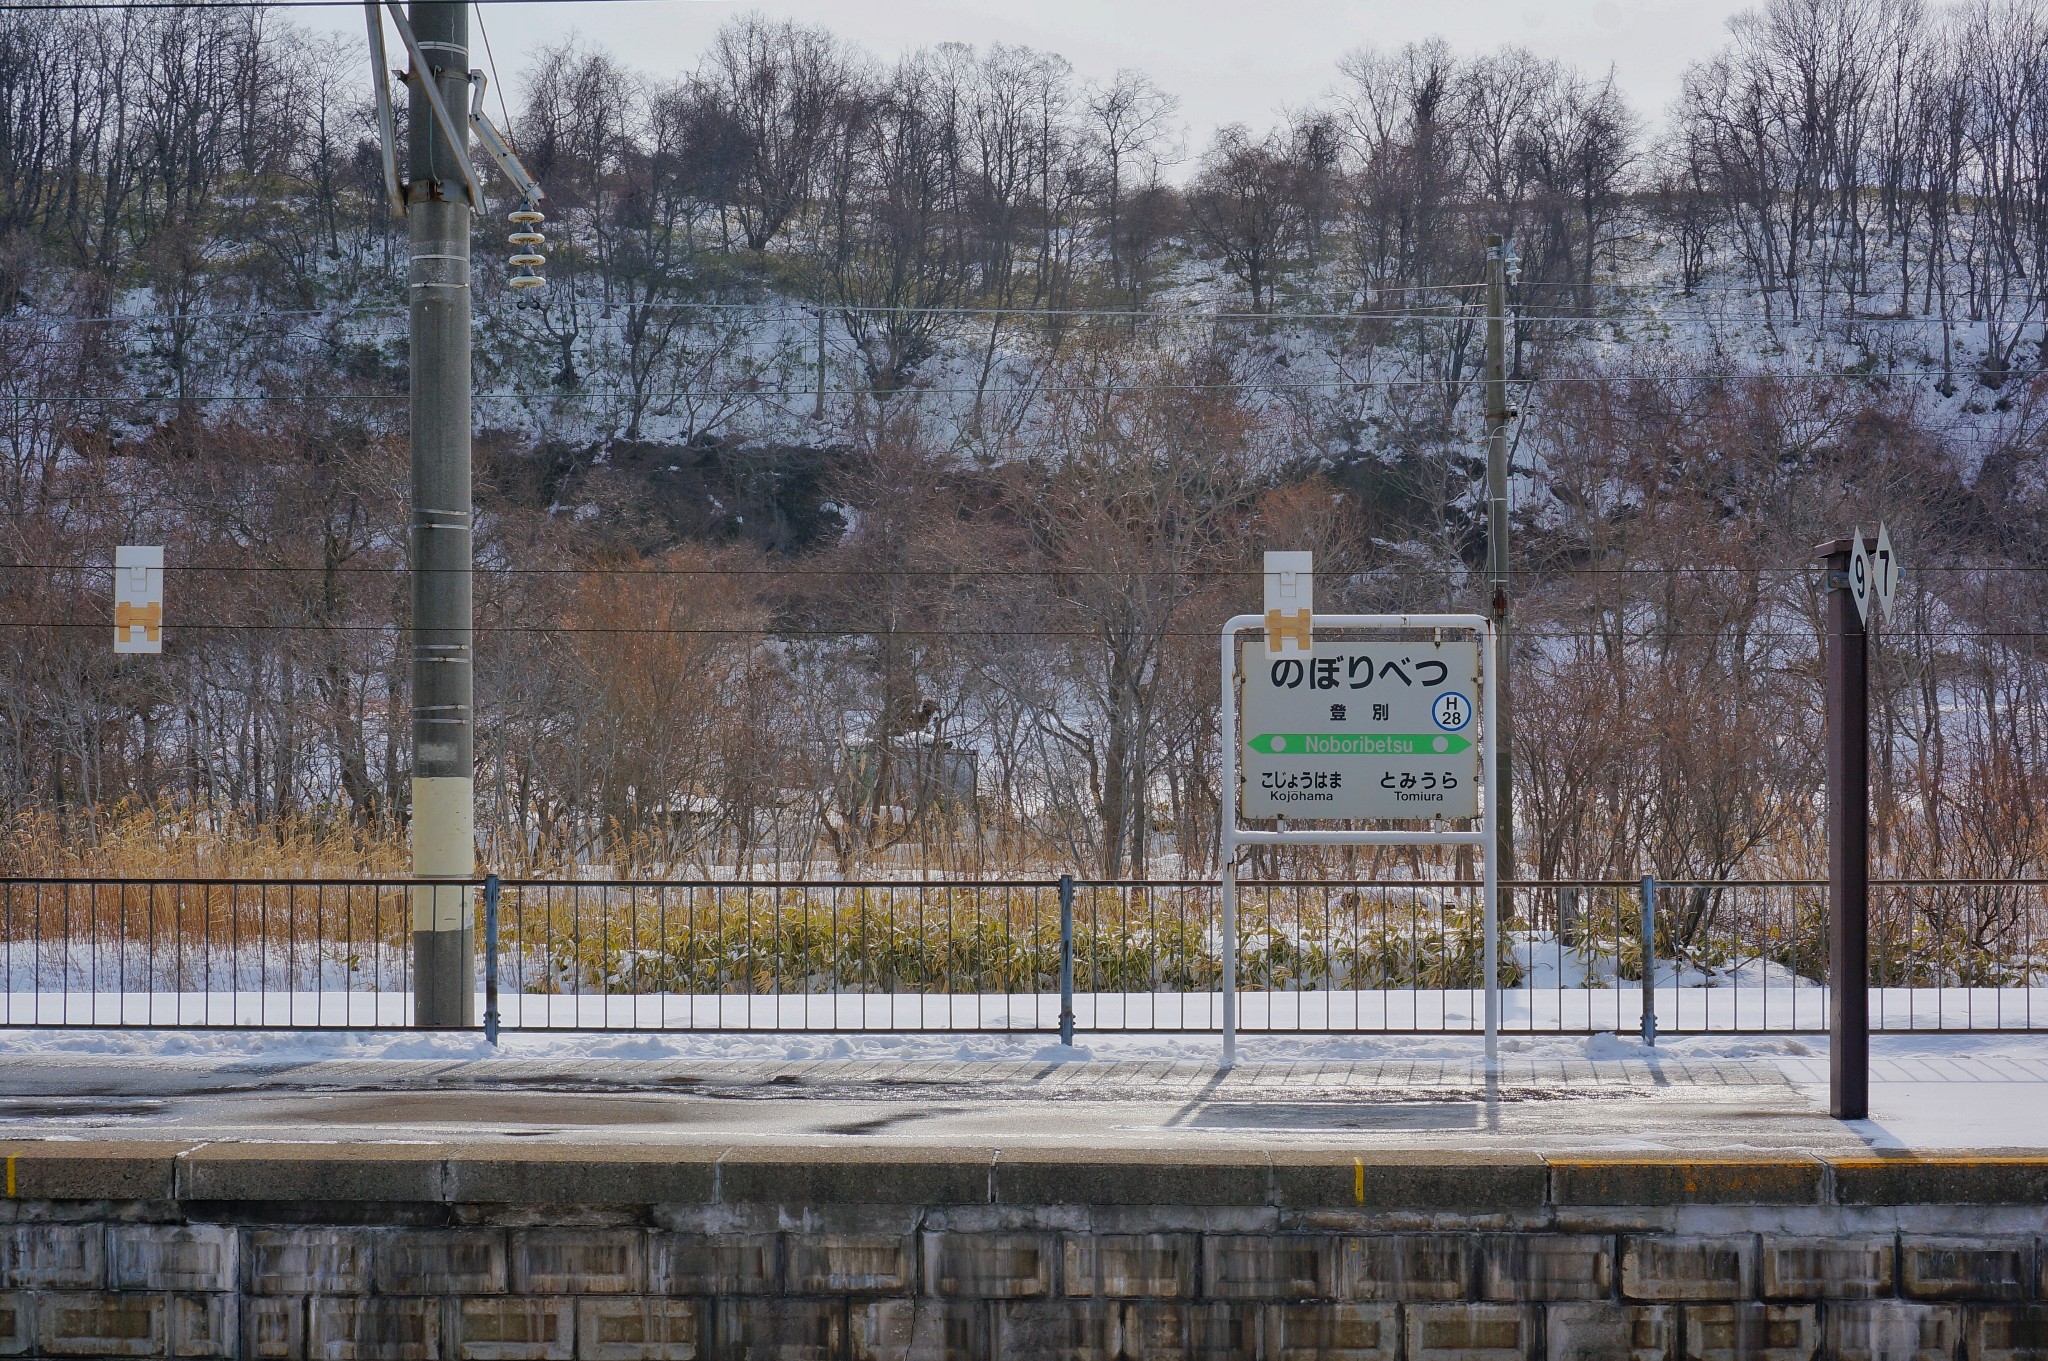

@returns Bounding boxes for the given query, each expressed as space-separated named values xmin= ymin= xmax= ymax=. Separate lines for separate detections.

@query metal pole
xmin=1484 ymin=233 xmax=1515 ymax=889
xmin=1057 ymin=874 xmax=1075 ymax=1046
xmin=483 ymin=873 xmax=500 ymax=1046
xmin=1218 ymin=619 xmax=1241 ymax=1069
xmin=1221 ymin=854 xmax=1238 ymax=1068
xmin=408 ymin=0 xmax=475 ymax=1028
xmin=1818 ymin=536 xmax=1870 ymax=1119
xmin=1481 ymin=618 xmax=1499 ymax=1068
xmin=1639 ymin=874 xmax=1657 ymax=1047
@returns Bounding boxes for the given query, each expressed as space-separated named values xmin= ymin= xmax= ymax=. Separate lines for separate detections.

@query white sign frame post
xmin=1219 ymin=611 xmax=1499 ymax=1068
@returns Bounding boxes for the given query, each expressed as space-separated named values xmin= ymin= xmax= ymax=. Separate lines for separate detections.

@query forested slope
xmin=1 ymin=0 xmax=2043 ymax=884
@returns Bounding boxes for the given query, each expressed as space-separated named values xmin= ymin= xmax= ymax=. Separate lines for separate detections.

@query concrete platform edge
xmin=4 ymin=1142 xmax=2047 ymax=1210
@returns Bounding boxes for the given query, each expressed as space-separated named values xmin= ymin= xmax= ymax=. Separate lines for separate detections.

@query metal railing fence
xmin=1 ymin=875 xmax=2043 ymax=1033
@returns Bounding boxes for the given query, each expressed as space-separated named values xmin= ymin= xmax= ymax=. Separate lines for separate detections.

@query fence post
xmin=1058 ymin=875 xmax=1075 ymax=1046
xmin=483 ymin=874 xmax=500 ymax=1047
xmin=1639 ymin=874 xmax=1657 ymax=1047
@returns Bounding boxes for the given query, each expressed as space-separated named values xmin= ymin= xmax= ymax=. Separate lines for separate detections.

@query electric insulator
xmin=507 ymin=204 xmax=547 ymax=295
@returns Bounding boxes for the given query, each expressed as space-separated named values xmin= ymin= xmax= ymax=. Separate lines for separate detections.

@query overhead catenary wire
xmin=5 ymin=619 xmax=2047 ymax=641
xmin=5 ymin=368 xmax=2038 ymax=406
xmin=0 ymin=0 xmax=679 ymax=9
xmin=0 ymin=300 xmax=1488 ymax=325
xmin=473 ymin=1 xmax=520 ymax=158
xmin=4 ymin=299 xmax=2015 ymax=325
xmin=7 ymin=561 xmax=2048 ymax=576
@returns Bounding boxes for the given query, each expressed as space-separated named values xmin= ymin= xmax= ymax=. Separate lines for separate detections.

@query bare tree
xmin=696 ymin=15 xmax=852 ymax=252
xmin=1187 ymin=124 xmax=1300 ymax=312
xmin=1082 ymin=70 xmax=1181 ymax=296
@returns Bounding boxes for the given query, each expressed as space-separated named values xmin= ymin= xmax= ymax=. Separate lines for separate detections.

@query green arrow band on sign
xmin=1246 ymin=732 xmax=1472 ymax=756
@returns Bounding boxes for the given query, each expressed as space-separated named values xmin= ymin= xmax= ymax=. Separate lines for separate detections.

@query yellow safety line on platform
xmin=1354 ymin=1158 xmax=1364 ymax=1205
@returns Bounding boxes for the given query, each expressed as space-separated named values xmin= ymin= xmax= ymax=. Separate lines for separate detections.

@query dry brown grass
xmin=0 ymin=802 xmax=409 ymax=879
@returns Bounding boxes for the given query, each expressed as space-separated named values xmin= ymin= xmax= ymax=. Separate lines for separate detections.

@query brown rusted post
xmin=1816 ymin=536 xmax=1869 ymax=1120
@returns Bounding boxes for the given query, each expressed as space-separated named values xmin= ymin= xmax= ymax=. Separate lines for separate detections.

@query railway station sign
xmin=1218 ymin=567 xmax=1499 ymax=1063
xmin=1237 ymin=635 xmax=1481 ymax=821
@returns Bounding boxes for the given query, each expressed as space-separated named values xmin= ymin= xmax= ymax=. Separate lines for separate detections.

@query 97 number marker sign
xmin=1849 ymin=522 xmax=1899 ymax=626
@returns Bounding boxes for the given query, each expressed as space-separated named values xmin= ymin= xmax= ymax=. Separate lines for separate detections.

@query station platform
xmin=0 ymin=1031 xmax=2042 ymax=1156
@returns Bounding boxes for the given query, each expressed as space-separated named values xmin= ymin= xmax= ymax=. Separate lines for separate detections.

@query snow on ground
xmin=1771 ymin=1033 xmax=2048 ymax=1153
xmin=0 ymin=1021 xmax=1836 ymax=1065
xmin=0 ymin=1022 xmax=2043 ymax=1149
xmin=1513 ymin=930 xmax=1821 ymax=995
xmin=4 ymin=983 xmax=2038 ymax=1033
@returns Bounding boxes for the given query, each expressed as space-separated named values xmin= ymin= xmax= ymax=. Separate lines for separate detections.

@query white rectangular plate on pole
xmin=1263 ymin=550 xmax=1314 ymax=657
xmin=113 ymin=546 xmax=163 ymax=655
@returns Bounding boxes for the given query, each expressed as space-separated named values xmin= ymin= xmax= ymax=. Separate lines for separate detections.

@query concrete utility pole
xmin=1483 ymin=233 xmax=1515 ymax=884
xmin=814 ymin=305 xmax=828 ymax=421
xmin=408 ymin=0 xmax=476 ymax=1027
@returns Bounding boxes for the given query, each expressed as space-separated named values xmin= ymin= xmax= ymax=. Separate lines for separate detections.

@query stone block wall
xmin=0 ymin=1143 xmax=2045 ymax=1357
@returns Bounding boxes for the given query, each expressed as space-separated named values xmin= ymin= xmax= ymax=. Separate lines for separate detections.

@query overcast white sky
xmin=334 ymin=0 xmax=1757 ymax=151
